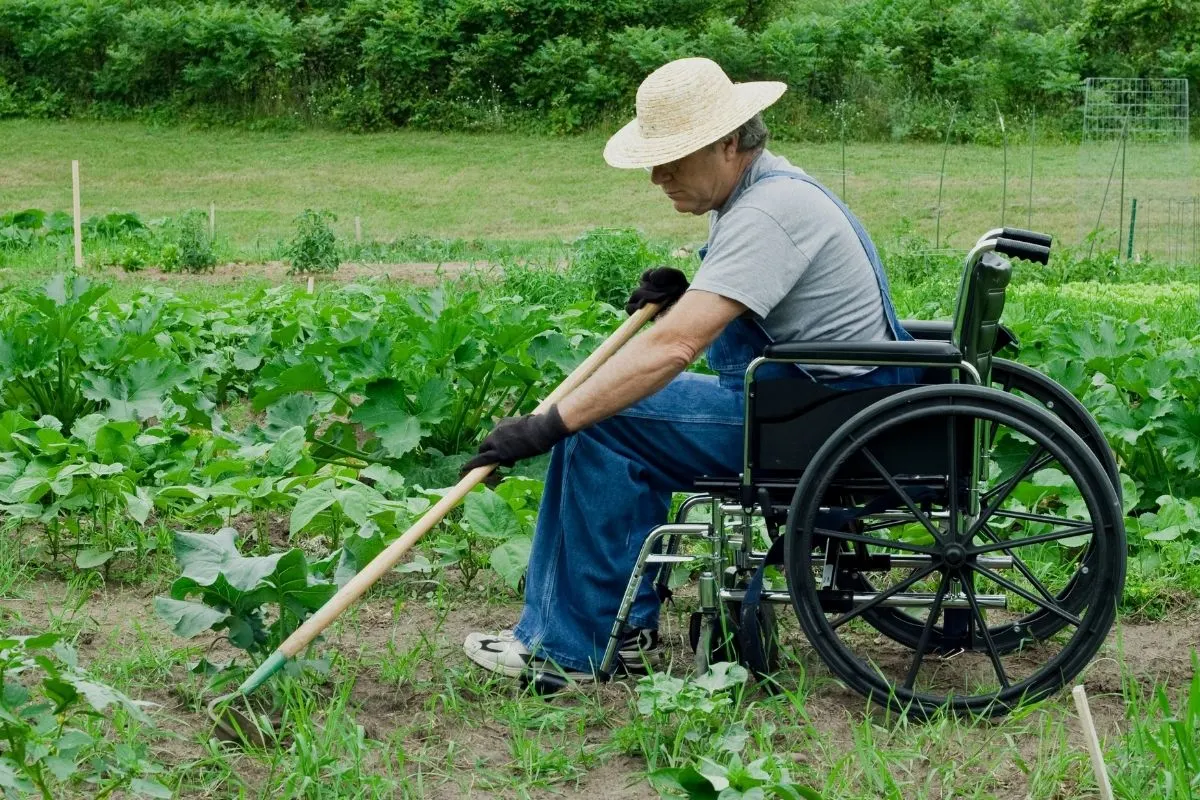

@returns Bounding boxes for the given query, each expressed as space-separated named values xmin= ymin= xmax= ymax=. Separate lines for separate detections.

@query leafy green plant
xmin=1010 ymin=314 xmax=1200 ymax=502
xmin=154 ymin=527 xmax=336 ymax=659
xmin=651 ymin=753 xmax=825 ymax=800
xmin=0 ymin=633 xmax=170 ymax=799
xmin=285 ymin=209 xmax=340 ymax=275
xmin=427 ymin=483 xmax=535 ymax=591
xmin=621 ymin=662 xmax=752 ymax=766
xmin=251 ymin=286 xmax=611 ymax=469
xmin=0 ymin=274 xmax=224 ymax=433
xmin=161 ymin=211 xmax=215 ymax=273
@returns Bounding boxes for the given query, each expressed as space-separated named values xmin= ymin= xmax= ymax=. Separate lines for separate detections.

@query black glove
xmin=625 ymin=267 xmax=689 ymax=317
xmin=462 ymin=406 xmax=571 ymax=473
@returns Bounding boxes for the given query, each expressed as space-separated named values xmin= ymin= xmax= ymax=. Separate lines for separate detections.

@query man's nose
xmin=649 ymin=165 xmax=669 ymax=185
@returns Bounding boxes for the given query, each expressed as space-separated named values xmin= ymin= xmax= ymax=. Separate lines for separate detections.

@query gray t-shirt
xmin=689 ymin=149 xmax=891 ymax=378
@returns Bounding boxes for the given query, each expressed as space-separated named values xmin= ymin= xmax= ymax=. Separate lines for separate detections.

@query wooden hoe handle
xmin=234 ymin=302 xmax=661 ymax=690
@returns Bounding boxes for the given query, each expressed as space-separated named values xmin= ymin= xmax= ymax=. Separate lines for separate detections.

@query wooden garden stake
xmin=307 ymin=276 xmax=315 ymax=294
xmin=355 ymin=216 xmax=362 ymax=243
xmin=71 ymin=160 xmax=83 ymax=269
xmin=1072 ymin=684 xmax=1114 ymax=800
xmin=209 ymin=202 xmax=216 ymax=239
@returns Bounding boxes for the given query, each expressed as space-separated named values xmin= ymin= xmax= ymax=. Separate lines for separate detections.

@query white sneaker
xmin=464 ymin=630 xmax=530 ymax=677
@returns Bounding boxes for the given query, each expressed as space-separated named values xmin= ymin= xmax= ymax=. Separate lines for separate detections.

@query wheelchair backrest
xmin=950 ymin=250 xmax=1012 ymax=385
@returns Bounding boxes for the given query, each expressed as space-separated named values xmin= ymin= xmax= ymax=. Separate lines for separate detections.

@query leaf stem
xmin=310 ymin=437 xmax=387 ymax=464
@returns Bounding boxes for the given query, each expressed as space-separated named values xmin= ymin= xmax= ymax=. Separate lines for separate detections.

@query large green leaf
xmin=82 ymin=359 xmax=187 ymax=421
xmin=170 ymin=528 xmax=284 ymax=591
xmin=265 ymin=393 xmax=319 ymax=440
xmin=415 ymin=376 xmax=452 ymax=424
xmin=0 ymin=411 xmax=37 ymax=451
xmin=267 ymin=426 xmax=307 ymax=474
xmin=253 ymin=362 xmax=329 ymax=411
xmin=489 ymin=536 xmax=531 ymax=590
xmin=290 ymin=482 xmax=336 ymax=536
xmin=351 ymin=379 xmax=425 ymax=458
xmin=465 ymin=488 xmax=522 ymax=540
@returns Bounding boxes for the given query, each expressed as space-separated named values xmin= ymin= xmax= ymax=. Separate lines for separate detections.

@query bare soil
xmin=3 ymin=577 xmax=1196 ymax=799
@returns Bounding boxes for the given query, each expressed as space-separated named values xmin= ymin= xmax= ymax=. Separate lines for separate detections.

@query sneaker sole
xmin=618 ymin=649 xmax=662 ymax=675
xmin=463 ymin=644 xmax=529 ymax=678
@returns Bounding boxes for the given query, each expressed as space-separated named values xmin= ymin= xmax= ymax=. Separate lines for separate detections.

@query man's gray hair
xmin=721 ymin=113 xmax=769 ymax=152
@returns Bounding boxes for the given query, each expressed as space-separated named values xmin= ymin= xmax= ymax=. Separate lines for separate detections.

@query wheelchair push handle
xmin=993 ymin=237 xmax=1051 ymax=265
xmin=999 ymin=227 xmax=1053 ymax=248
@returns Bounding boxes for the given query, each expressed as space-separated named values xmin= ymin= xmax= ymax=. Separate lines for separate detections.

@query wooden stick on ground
xmin=1072 ymin=684 xmax=1115 ymax=800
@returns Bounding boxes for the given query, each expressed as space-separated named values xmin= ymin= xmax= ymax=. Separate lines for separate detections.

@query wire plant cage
xmin=1078 ymin=78 xmax=1194 ymax=264
xmin=1083 ymin=78 xmax=1189 ymax=144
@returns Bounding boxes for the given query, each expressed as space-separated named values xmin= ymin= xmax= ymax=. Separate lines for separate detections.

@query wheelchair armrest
xmin=763 ymin=339 xmax=964 ymax=365
xmin=901 ymin=320 xmax=953 ymax=341
xmin=900 ymin=319 xmax=1020 ymax=351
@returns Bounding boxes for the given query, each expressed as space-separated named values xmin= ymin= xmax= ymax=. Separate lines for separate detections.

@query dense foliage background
xmin=0 ymin=0 xmax=1196 ymax=140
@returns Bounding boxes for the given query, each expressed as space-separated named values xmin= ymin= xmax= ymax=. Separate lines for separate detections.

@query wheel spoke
xmin=962 ymin=576 xmax=1010 ymax=689
xmin=814 ymin=527 xmax=941 ymax=557
xmin=860 ymin=447 xmax=947 ymax=546
xmin=980 ymin=523 xmax=1058 ymax=604
xmin=969 ymin=524 xmax=1094 ymax=555
xmin=861 ymin=516 xmax=921 ymax=532
xmin=963 ymin=443 xmax=1051 ymax=542
xmin=903 ymin=571 xmax=950 ymax=691
xmin=981 ymin=450 xmax=1056 ymax=504
xmin=830 ymin=563 xmax=940 ymax=629
xmin=991 ymin=508 xmax=1094 ymax=528
xmin=970 ymin=564 xmax=1083 ymax=627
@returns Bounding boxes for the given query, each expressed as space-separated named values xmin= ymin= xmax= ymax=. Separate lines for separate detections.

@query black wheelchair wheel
xmin=785 ymin=385 xmax=1125 ymax=717
xmin=854 ymin=359 xmax=1122 ymax=653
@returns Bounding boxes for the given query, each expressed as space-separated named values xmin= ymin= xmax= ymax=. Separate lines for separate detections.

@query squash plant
xmin=0 ymin=634 xmax=169 ymax=799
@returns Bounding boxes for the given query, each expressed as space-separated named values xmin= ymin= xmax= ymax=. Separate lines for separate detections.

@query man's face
xmin=648 ymin=138 xmax=744 ymax=215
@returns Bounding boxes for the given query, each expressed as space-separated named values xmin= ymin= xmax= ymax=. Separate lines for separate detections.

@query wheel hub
xmin=942 ymin=543 xmax=968 ymax=568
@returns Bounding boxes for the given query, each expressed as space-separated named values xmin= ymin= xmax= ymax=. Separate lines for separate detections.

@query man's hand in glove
xmin=625 ymin=267 xmax=690 ymax=317
xmin=461 ymin=405 xmax=571 ymax=474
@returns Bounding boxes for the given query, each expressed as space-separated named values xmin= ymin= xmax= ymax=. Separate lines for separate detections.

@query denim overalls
xmin=511 ymin=172 xmax=915 ymax=674
xmin=704 ymin=169 xmax=917 ymax=391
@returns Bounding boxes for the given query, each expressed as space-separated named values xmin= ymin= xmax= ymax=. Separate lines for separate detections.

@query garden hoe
xmin=206 ymin=302 xmax=662 ymax=747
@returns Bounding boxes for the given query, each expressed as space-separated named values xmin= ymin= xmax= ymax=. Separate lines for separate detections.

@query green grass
xmin=4 ymin=119 xmax=1199 ymax=259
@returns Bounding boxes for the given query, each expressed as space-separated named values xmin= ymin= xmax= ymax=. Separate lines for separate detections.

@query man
xmin=461 ymin=57 xmax=912 ymax=683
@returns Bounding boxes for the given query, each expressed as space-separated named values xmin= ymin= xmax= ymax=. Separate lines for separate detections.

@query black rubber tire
xmin=687 ymin=601 xmax=779 ymax=678
xmin=736 ymin=599 xmax=781 ymax=681
xmin=784 ymin=385 xmax=1125 ymax=718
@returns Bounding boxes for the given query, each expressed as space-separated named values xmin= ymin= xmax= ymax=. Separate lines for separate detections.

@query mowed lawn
xmin=4 ymin=119 xmax=1196 ymax=254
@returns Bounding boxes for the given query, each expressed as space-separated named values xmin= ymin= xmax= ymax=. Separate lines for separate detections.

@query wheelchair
xmin=554 ymin=228 xmax=1125 ymax=717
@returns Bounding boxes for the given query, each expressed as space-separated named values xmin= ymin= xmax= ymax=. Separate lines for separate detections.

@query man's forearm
xmin=555 ymin=326 xmax=694 ymax=432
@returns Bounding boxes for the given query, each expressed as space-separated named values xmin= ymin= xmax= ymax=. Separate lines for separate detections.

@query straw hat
xmin=603 ymin=58 xmax=787 ymax=169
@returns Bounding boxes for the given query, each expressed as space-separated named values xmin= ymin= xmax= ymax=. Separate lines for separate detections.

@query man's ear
xmin=719 ymin=134 xmax=740 ymax=161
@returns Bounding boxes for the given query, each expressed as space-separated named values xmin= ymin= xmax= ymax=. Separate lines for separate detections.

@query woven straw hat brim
xmin=604 ymin=81 xmax=786 ymax=169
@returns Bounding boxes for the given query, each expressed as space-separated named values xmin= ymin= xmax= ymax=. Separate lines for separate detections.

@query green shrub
xmin=161 ymin=210 xmax=216 ymax=273
xmin=568 ymin=227 xmax=671 ymax=307
xmin=0 ymin=0 xmax=1191 ymax=140
xmin=285 ymin=209 xmax=340 ymax=275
